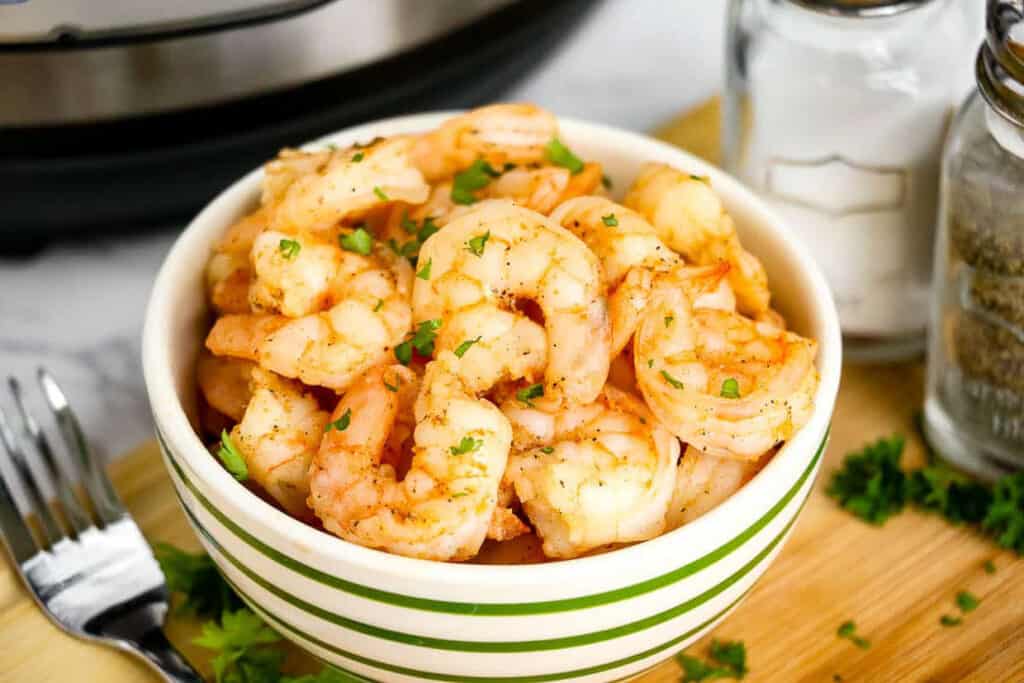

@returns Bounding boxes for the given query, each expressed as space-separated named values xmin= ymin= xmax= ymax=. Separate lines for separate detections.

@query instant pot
xmin=0 ymin=0 xmax=597 ymax=248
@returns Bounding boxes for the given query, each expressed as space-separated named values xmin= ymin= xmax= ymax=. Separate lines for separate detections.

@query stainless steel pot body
xmin=0 ymin=0 xmax=514 ymax=125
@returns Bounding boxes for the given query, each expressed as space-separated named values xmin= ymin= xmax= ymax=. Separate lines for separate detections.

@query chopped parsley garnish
xmin=411 ymin=320 xmax=442 ymax=355
xmin=829 ymin=427 xmax=1024 ymax=555
xmin=940 ymin=614 xmax=962 ymax=627
xmin=661 ymin=370 xmax=685 ymax=390
xmin=466 ymin=231 xmax=490 ymax=256
xmin=984 ymin=559 xmax=997 ymax=574
xmin=324 ymin=408 xmax=352 ymax=433
xmin=450 ymin=436 xmax=483 ymax=455
xmin=394 ymin=341 xmax=412 ymax=365
xmin=157 ymin=542 xmax=347 ymax=683
xmin=217 ymin=430 xmax=247 ymax=481
xmin=690 ymin=174 xmax=708 ymax=183
xmin=373 ymin=186 xmax=389 ymax=201
xmin=721 ymin=378 xmax=741 ymax=399
xmin=601 ymin=213 xmax=618 ymax=227
xmin=374 ymin=298 xmax=384 ymax=312
xmin=451 ymin=491 xmax=469 ymax=498
xmin=664 ymin=315 xmax=674 ymax=327
xmin=154 ymin=543 xmax=240 ymax=617
xmin=383 ymin=377 xmax=399 ymax=393
xmin=278 ymin=238 xmax=301 ymax=260
xmin=647 ymin=358 xmax=654 ymax=368
xmin=454 ymin=336 xmax=482 ymax=358
xmin=981 ymin=471 xmax=1024 ymax=553
xmin=451 ymin=159 xmax=501 ymax=204
xmin=417 ymin=217 xmax=440 ymax=243
xmin=907 ymin=458 xmax=991 ymax=524
xmin=397 ymin=239 xmax=420 ymax=259
xmin=826 ymin=435 xmax=907 ymax=525
xmin=416 ymin=258 xmax=433 ymax=280
xmin=837 ymin=620 xmax=870 ymax=649
xmin=540 ymin=446 xmax=554 ymax=454
xmin=401 ymin=212 xmax=418 ymax=234
xmin=516 ymin=383 xmax=544 ymax=407
xmin=193 ymin=608 xmax=284 ymax=683
xmin=339 ymin=226 xmax=374 ymax=255
xmin=351 ymin=151 xmax=364 ymax=162
xmin=544 ymin=137 xmax=584 ymax=174
xmin=955 ymin=590 xmax=979 ymax=613
xmin=676 ymin=639 xmax=747 ymax=681
xmin=394 ymin=319 xmax=443 ymax=365
xmin=391 ymin=215 xmax=439 ymax=263
xmin=601 ymin=174 xmax=613 ymax=190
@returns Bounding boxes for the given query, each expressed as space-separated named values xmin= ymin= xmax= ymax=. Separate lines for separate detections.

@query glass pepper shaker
xmin=724 ymin=0 xmax=978 ymax=361
xmin=923 ymin=0 xmax=1024 ymax=479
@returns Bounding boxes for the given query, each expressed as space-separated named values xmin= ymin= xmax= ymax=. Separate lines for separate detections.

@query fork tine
xmin=0 ymin=406 xmax=63 ymax=546
xmin=0 ymin=442 xmax=39 ymax=563
xmin=9 ymin=377 xmax=91 ymax=536
xmin=37 ymin=369 xmax=124 ymax=525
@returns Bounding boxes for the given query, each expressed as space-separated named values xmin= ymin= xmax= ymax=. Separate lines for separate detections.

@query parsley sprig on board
xmin=827 ymin=426 xmax=1024 ymax=554
xmin=836 ymin=621 xmax=870 ymax=649
xmin=156 ymin=543 xmax=351 ymax=683
xmin=676 ymin=639 xmax=747 ymax=681
xmin=154 ymin=544 xmax=241 ymax=618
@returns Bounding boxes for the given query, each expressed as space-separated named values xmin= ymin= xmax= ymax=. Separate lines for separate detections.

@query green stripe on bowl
xmin=224 ymin=571 xmax=754 ymax=683
xmin=156 ymin=425 xmax=826 ymax=616
xmin=173 ymin=474 xmax=804 ymax=653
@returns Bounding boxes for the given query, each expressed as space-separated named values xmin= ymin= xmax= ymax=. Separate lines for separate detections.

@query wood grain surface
xmin=2 ymin=100 xmax=1022 ymax=682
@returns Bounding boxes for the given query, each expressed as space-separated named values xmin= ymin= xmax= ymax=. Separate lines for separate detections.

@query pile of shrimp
xmin=197 ymin=104 xmax=819 ymax=563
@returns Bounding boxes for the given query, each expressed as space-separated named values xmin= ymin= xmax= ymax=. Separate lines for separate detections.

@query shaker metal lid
xmin=979 ymin=0 xmax=1024 ymax=127
xmin=787 ymin=0 xmax=932 ymax=17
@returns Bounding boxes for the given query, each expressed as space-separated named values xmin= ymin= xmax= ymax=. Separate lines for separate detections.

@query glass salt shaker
xmin=923 ymin=0 xmax=1024 ymax=479
xmin=724 ymin=0 xmax=978 ymax=361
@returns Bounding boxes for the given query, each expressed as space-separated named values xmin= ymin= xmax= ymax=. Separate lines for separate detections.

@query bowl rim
xmin=143 ymin=110 xmax=842 ymax=585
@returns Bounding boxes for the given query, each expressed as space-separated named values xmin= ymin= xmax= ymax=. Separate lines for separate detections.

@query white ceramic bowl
xmin=143 ymin=113 xmax=841 ymax=683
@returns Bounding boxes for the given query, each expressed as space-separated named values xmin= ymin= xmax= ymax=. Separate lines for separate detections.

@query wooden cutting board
xmin=3 ymin=100 xmax=1023 ymax=683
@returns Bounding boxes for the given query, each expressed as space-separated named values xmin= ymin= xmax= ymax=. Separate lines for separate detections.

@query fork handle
xmin=127 ymin=626 xmax=203 ymax=683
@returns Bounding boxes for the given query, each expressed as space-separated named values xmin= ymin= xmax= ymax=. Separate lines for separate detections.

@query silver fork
xmin=0 ymin=368 xmax=202 ymax=682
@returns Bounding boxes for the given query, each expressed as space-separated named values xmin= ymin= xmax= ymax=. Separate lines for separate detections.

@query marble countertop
xmin=0 ymin=1 xmax=726 ymax=461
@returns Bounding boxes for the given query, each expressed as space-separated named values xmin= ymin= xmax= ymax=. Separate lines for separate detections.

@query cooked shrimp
xmin=232 ymin=367 xmax=328 ymax=517
xmin=633 ymin=283 xmax=818 ymax=460
xmin=623 ymin=163 xmax=769 ymax=316
xmin=411 ymin=104 xmax=558 ymax=182
xmin=551 ymin=196 xmax=678 ymax=289
xmin=206 ymin=314 xmax=288 ymax=362
xmin=196 ymin=351 xmax=254 ymax=422
xmin=205 ymin=207 xmax=269 ymax=314
xmin=607 ymin=349 xmax=638 ymax=394
xmin=206 ymin=246 xmax=413 ymax=391
xmin=666 ymin=446 xmax=763 ymax=528
xmin=503 ymin=385 xmax=679 ymax=559
xmin=489 ymin=478 xmax=531 ymax=542
xmin=607 ymin=262 xmax=731 ymax=358
xmin=413 ymin=199 xmax=610 ymax=407
xmin=309 ymin=355 xmax=512 ymax=561
xmin=260 ymin=244 xmax=414 ymax=391
xmin=262 ymin=147 xmax=331 ymax=208
xmin=268 ymin=137 xmax=430 ymax=233
xmin=249 ymin=230 xmax=343 ymax=317
xmin=483 ymin=162 xmax=603 ymax=215
xmin=434 ymin=302 xmax=548 ymax=394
